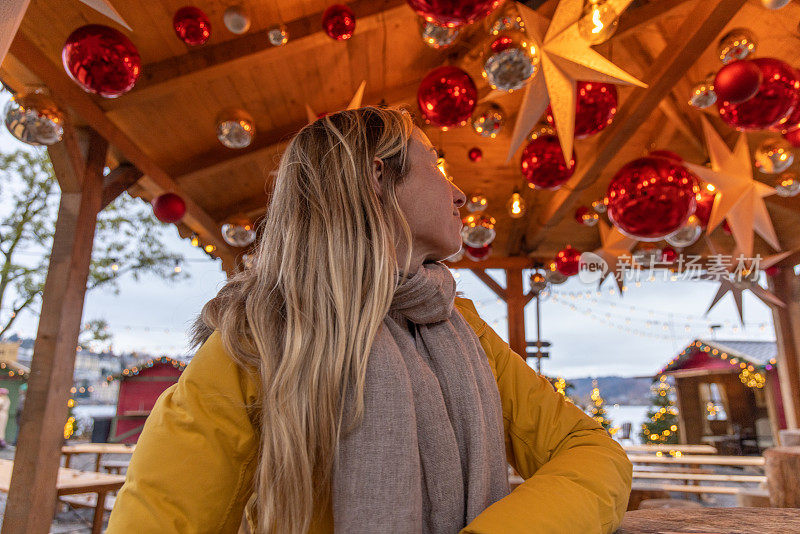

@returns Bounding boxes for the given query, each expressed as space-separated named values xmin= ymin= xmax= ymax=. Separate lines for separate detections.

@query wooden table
xmin=0 ymin=459 xmax=125 ymax=534
xmin=62 ymin=442 xmax=136 ymax=471
xmin=623 ymin=444 xmax=717 ymax=455
xmin=627 ymin=454 xmax=765 ymax=467
xmin=616 ymin=507 xmax=800 ymax=533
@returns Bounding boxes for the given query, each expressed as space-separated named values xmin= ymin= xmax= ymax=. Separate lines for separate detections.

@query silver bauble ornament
xmin=223 ymin=5 xmax=251 ymax=34
xmin=421 ymin=21 xmax=459 ymax=48
xmin=665 ymin=215 xmax=702 ymax=248
xmin=688 ymin=80 xmax=717 ymax=108
xmin=461 ymin=213 xmax=496 ymax=247
xmin=268 ymin=25 xmax=288 ymax=46
xmin=221 ymin=223 xmax=256 ymax=247
xmin=216 ymin=108 xmax=255 ymax=149
xmin=467 ymin=192 xmax=488 ymax=212
xmin=4 ymin=91 xmax=64 ymax=145
xmin=761 ymin=0 xmax=791 ymax=9
xmin=755 ymin=138 xmax=794 ymax=174
xmin=471 ymin=102 xmax=505 ymax=138
xmin=482 ymin=32 xmax=540 ymax=92
xmin=717 ymin=28 xmax=757 ymax=64
xmin=776 ymin=172 xmax=800 ymax=196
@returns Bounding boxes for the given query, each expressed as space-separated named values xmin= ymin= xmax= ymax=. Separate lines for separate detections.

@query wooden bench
xmin=60 ymin=492 xmax=117 ymax=512
xmin=101 ymin=460 xmax=130 ymax=474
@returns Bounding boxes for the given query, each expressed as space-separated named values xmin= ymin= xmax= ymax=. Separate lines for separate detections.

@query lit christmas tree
xmin=639 ymin=374 xmax=680 ymax=444
xmin=588 ymin=379 xmax=614 ymax=434
xmin=545 ymin=375 xmax=577 ymax=404
xmin=64 ymin=396 xmax=76 ymax=440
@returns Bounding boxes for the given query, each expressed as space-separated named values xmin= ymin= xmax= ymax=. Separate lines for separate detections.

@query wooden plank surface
xmin=61 ymin=443 xmax=136 ymax=455
xmin=623 ymin=444 xmax=717 ymax=454
xmin=628 ymin=454 xmax=766 ymax=466
xmin=617 ymin=507 xmax=800 ymax=534
xmin=0 ymin=459 xmax=124 ymax=494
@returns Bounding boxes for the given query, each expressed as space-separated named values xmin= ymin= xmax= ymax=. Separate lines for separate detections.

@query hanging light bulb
xmin=173 ymin=260 xmax=182 ymax=274
xmin=190 ymin=234 xmax=200 ymax=247
xmin=110 ymin=260 xmax=119 ymax=272
xmin=506 ymin=191 xmax=526 ymax=218
xmin=577 ymin=0 xmax=619 ymax=45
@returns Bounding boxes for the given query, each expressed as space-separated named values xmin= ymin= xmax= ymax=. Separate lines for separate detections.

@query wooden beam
xmin=506 ymin=268 xmax=528 ymax=357
xmin=3 ymin=130 xmax=107 ymax=534
xmin=447 ymin=255 xmax=536 ymax=270
xmin=101 ymin=164 xmax=144 ymax=210
xmin=46 ymin=126 xmax=91 ymax=194
xmin=98 ymin=0 xmax=409 ymax=112
xmin=516 ymin=0 xmax=749 ymax=255
xmin=767 ymin=268 xmax=800 ymax=430
xmin=8 ymin=32 xmax=237 ymax=267
xmin=615 ymin=0 xmax=695 ymax=40
xmin=470 ymin=268 xmax=508 ymax=300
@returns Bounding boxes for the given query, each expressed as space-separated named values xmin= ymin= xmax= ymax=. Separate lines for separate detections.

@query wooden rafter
xmin=615 ymin=0 xmax=696 ymax=39
xmin=98 ymin=0 xmax=409 ymax=112
xmin=511 ymin=0 xmax=748 ymax=256
xmin=470 ymin=269 xmax=508 ymax=300
xmin=101 ymin=164 xmax=144 ymax=209
xmin=8 ymin=32 xmax=237 ymax=265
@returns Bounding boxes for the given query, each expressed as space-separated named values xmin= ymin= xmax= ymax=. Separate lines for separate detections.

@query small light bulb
xmin=506 ymin=192 xmax=526 ymax=218
xmin=577 ymin=0 xmax=619 ymax=45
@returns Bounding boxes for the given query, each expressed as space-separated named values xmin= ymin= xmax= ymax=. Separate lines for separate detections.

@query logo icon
xmin=578 ymin=252 xmax=608 ymax=284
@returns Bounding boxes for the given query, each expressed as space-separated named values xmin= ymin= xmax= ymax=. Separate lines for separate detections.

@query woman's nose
xmin=453 ymin=185 xmax=466 ymax=209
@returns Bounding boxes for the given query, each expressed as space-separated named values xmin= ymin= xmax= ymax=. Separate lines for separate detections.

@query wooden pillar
xmin=767 ymin=268 xmax=800 ymax=429
xmin=3 ymin=129 xmax=108 ymax=534
xmin=765 ymin=447 xmax=800 ymax=507
xmin=674 ymin=376 xmax=704 ymax=444
xmin=505 ymin=268 xmax=527 ymax=358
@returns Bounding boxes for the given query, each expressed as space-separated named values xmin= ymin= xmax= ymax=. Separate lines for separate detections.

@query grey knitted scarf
xmin=332 ymin=261 xmax=510 ymax=533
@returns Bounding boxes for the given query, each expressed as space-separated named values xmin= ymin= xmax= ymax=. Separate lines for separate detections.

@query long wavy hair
xmin=191 ymin=106 xmax=416 ymax=533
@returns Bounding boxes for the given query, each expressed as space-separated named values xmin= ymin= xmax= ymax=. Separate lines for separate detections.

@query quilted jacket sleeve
xmin=455 ymin=298 xmax=632 ymax=534
xmin=106 ymin=331 xmax=259 ymax=534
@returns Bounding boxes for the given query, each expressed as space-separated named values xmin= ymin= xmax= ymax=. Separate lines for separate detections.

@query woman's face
xmin=392 ymin=128 xmax=467 ymax=270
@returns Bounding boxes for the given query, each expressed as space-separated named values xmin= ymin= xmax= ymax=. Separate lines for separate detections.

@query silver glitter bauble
xmin=592 ymin=199 xmax=607 ymax=214
xmin=466 ymin=192 xmax=488 ymax=212
xmin=4 ymin=91 xmax=64 ymax=146
xmin=421 ymin=21 xmax=459 ymax=48
xmin=471 ymin=102 xmax=505 ymax=138
xmin=761 ymin=0 xmax=791 ymax=9
xmin=490 ymin=15 xmax=524 ymax=35
xmin=717 ymin=28 xmax=757 ymax=64
xmin=461 ymin=213 xmax=496 ymax=247
xmin=221 ymin=223 xmax=256 ymax=247
xmin=216 ymin=108 xmax=255 ymax=149
xmin=482 ymin=33 xmax=539 ymax=92
xmin=529 ymin=122 xmax=556 ymax=140
xmin=545 ymin=266 xmax=568 ymax=285
xmin=632 ymin=247 xmax=663 ymax=268
xmin=529 ymin=271 xmax=548 ymax=294
xmin=688 ymin=81 xmax=717 ymax=109
xmin=755 ymin=137 xmax=794 ymax=174
xmin=776 ymin=172 xmax=800 ymax=197
xmin=268 ymin=25 xmax=288 ymax=46
xmin=665 ymin=215 xmax=702 ymax=248
xmin=223 ymin=5 xmax=251 ymax=34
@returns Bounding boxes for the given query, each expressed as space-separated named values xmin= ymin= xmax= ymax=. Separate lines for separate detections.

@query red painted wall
xmin=114 ymin=363 xmax=181 ymax=443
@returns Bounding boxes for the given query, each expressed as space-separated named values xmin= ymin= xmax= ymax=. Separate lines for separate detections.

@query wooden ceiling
xmin=4 ymin=0 xmax=800 ymax=271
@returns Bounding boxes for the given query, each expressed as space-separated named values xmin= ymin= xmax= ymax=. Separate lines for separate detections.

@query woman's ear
xmin=371 ymin=157 xmax=384 ymax=197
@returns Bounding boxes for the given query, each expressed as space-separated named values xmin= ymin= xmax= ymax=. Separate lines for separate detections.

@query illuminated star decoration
xmin=701 ymin=237 xmax=789 ymax=322
xmin=505 ymin=0 xmax=648 ymax=163
xmin=305 ymin=80 xmax=366 ymax=124
xmin=1 ymin=0 xmax=131 ymax=68
xmin=594 ymin=220 xmax=637 ymax=293
xmin=683 ymin=117 xmax=780 ymax=258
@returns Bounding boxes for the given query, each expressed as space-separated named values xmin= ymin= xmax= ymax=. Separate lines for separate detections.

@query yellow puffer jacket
xmin=107 ymin=297 xmax=632 ymax=533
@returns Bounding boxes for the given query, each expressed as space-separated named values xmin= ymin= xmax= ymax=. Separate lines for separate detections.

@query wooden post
xmin=674 ymin=376 xmax=704 ymax=445
xmin=767 ymin=268 xmax=800 ymax=429
xmin=764 ymin=446 xmax=800 ymax=507
xmin=3 ymin=129 xmax=108 ymax=534
xmin=505 ymin=268 xmax=527 ymax=358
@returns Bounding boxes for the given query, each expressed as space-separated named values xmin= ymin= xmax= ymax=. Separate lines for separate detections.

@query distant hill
xmin=566 ymin=376 xmax=654 ymax=406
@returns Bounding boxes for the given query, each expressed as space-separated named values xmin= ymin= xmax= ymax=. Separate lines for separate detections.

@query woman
xmin=107 ymin=106 xmax=632 ymax=534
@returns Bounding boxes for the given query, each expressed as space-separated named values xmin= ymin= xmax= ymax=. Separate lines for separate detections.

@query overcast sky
xmin=0 ymin=94 xmax=778 ymax=379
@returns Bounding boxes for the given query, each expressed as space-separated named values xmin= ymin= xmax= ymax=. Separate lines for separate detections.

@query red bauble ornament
xmin=545 ymin=81 xmax=618 ymax=139
xmin=62 ymin=25 xmax=141 ymax=98
xmin=173 ymin=6 xmax=212 ymax=46
xmin=717 ymin=58 xmax=800 ymax=131
xmin=490 ymin=35 xmax=514 ymax=53
xmin=606 ymin=156 xmax=698 ymax=241
xmin=662 ymin=246 xmax=678 ymax=263
xmin=464 ymin=243 xmax=491 ymax=261
xmin=693 ymin=187 xmax=717 ymax=228
xmin=322 ymin=4 xmax=356 ymax=40
xmin=417 ymin=66 xmax=478 ymax=128
xmin=152 ymin=193 xmax=186 ymax=223
xmin=405 ymin=0 xmax=503 ymax=27
xmin=764 ymin=265 xmax=780 ymax=277
xmin=468 ymin=147 xmax=483 ymax=162
xmin=713 ymin=60 xmax=762 ymax=104
xmin=520 ymin=135 xmax=576 ymax=190
xmin=574 ymin=205 xmax=590 ymax=224
xmin=555 ymin=246 xmax=581 ymax=277
xmin=784 ymin=128 xmax=800 ymax=147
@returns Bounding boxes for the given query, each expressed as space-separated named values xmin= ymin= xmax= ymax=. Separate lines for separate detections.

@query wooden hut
xmin=0 ymin=360 xmax=29 ymax=444
xmin=3 ymin=0 xmax=800 ymax=529
xmin=660 ymin=340 xmax=785 ymax=454
xmin=104 ymin=356 xmax=186 ymax=444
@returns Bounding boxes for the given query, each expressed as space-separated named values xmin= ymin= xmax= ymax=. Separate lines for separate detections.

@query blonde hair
xmin=191 ymin=106 xmax=416 ymax=533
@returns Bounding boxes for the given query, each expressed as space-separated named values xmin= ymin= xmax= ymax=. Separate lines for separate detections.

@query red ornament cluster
xmin=62 ymin=25 xmax=141 ymax=98
xmin=464 ymin=243 xmax=492 ymax=261
xmin=322 ymin=4 xmax=356 ymax=41
xmin=405 ymin=0 xmax=504 ymax=27
xmin=520 ymin=135 xmax=576 ymax=190
xmin=545 ymin=82 xmax=618 ymax=139
xmin=173 ymin=6 xmax=212 ymax=46
xmin=468 ymin=147 xmax=483 ymax=162
xmin=417 ymin=66 xmax=477 ymax=128
xmin=605 ymin=154 xmax=698 ymax=241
